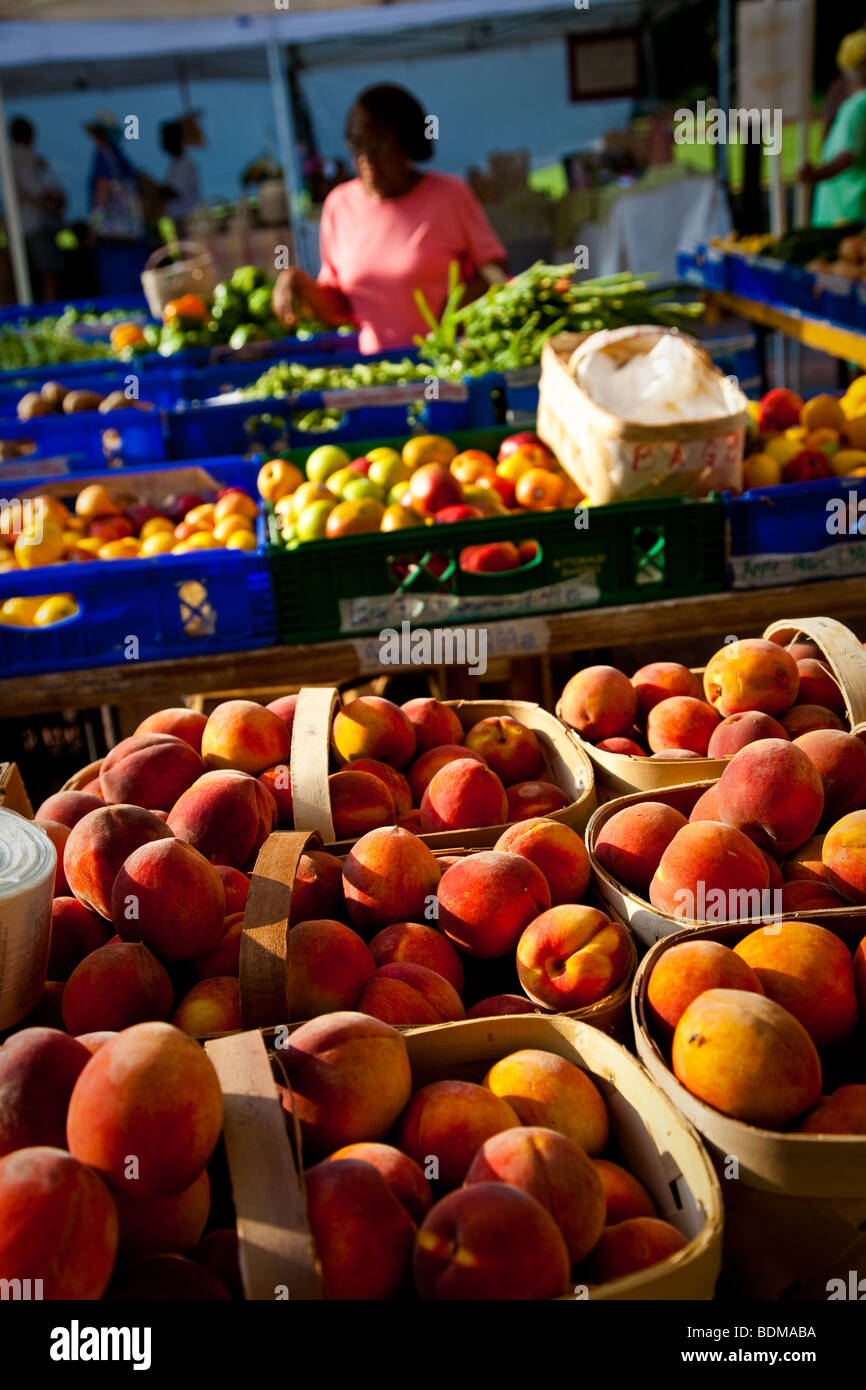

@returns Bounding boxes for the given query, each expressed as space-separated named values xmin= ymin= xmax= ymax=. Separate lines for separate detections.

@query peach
xmin=649 ymin=821 xmax=770 ymax=921
xmin=560 ymin=665 xmax=638 ymax=742
xmin=135 ymin=707 xmax=207 ymax=753
xmin=64 ymin=804 xmax=172 ymax=918
xmin=717 ymin=739 xmax=824 ymax=855
xmin=35 ymin=789 xmax=103 ymax=828
xmin=214 ymin=865 xmax=250 ymax=915
xmin=465 ymin=1125 xmax=606 ymax=1264
xmin=190 ymin=1230 xmax=242 ymax=1299
xmin=306 ymin=1158 xmax=416 ymax=1300
xmin=781 ymin=704 xmax=844 ymax=737
xmin=631 ymin=662 xmax=702 ymax=720
xmin=0 ymin=1027 xmax=91 ymax=1156
xmin=61 ymin=940 xmax=173 ymax=1035
xmin=798 ymin=1085 xmax=866 ymax=1134
xmin=116 ymin=1168 xmax=210 ymax=1255
xmin=822 ymin=810 xmax=866 ymax=903
xmin=516 ymin=906 xmax=632 ymax=1011
xmin=436 ymin=850 xmax=550 ymax=958
xmin=201 ymin=700 xmax=290 ymax=776
xmin=734 ymin=921 xmax=857 ymax=1049
xmin=112 ymin=837 xmax=225 ymax=960
xmin=650 ymin=749 xmax=700 ymax=760
xmin=280 ymin=1011 xmax=412 ymax=1155
xmin=359 ymin=962 xmax=465 ymax=1025
xmin=780 ymin=880 xmax=843 ymax=912
xmin=326 ymin=1142 xmax=432 ymax=1222
xmin=257 ymin=764 xmax=293 ymax=825
xmin=38 ymin=818 xmax=70 ymax=894
xmin=646 ymin=939 xmax=765 ymax=1043
xmin=342 ymin=827 xmax=441 ymax=933
xmin=285 ymin=919 xmax=375 ymax=1019
xmin=707 ymin=711 xmax=788 ymax=758
xmin=399 ymin=1080 xmax=521 ymax=1188
xmin=67 ymin=1021 xmax=223 ymax=1196
xmin=48 ymin=896 xmax=111 ymax=979
xmin=786 ymin=640 xmax=823 ymax=662
xmin=191 ymin=911 xmax=244 ymax=979
xmin=108 ymin=1253 xmax=229 ymax=1300
xmin=420 ymin=758 xmax=507 ymax=832
xmin=167 ymin=770 xmax=276 ymax=868
xmin=647 ymin=696 xmax=720 ymax=755
xmin=332 ymin=696 xmax=416 ymax=769
xmin=413 ymin=1183 xmax=570 ymax=1300
xmin=856 ymin=935 xmax=866 ymax=1015
xmin=99 ymin=732 xmax=203 ymax=810
xmin=703 ymin=638 xmax=799 ymax=716
xmin=368 ymin=922 xmax=464 ymax=992
xmin=329 ymin=768 xmax=395 ymax=839
xmin=794 ymin=730 xmax=866 ymax=826
xmin=596 ymin=737 xmax=647 ymax=756
xmin=171 ymin=977 xmax=241 ymax=1036
xmin=0 ymin=1146 xmax=118 ymax=1299
xmin=594 ymin=1160 xmax=656 ymax=1224
xmin=594 ymin=802 xmax=688 ymax=895
xmin=484 ymin=1049 xmax=609 ymax=1155
xmin=400 ymin=697 xmax=464 ymax=753
xmin=408 ymin=744 xmax=485 ymax=803
xmin=265 ymin=693 xmax=298 ymax=734
xmin=506 ymin=781 xmax=571 ymax=820
xmin=589 ymin=1217 xmax=687 ymax=1282
xmin=76 ymin=1031 xmax=117 ymax=1054
xmin=795 ymin=659 xmax=845 ymax=715
xmin=466 ymin=994 xmax=543 ymax=1018
xmin=671 ymin=989 xmax=822 ymax=1126
xmin=22 ymin=982 xmax=65 ymax=1030
xmin=493 ymin=817 xmax=590 ymax=906
xmin=81 ymin=777 xmax=103 ymax=797
xmin=464 ymin=716 xmax=544 ymax=785
xmin=782 ymin=834 xmax=826 ymax=883
xmin=290 ymin=850 xmax=344 ymax=925
xmin=689 ymin=784 xmax=721 ymax=822
xmin=348 ymin=759 xmax=412 ymax=817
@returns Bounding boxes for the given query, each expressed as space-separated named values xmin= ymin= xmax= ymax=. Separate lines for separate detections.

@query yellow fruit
xmin=0 ymin=596 xmax=42 ymax=626
xmin=283 ymin=482 xmax=332 ymax=520
xmin=800 ymin=394 xmax=846 ymax=433
xmin=804 ymin=427 xmax=840 ymax=457
xmin=843 ymin=415 xmax=866 ymax=449
xmin=326 ymin=467 xmax=357 ymax=497
xmin=401 ymin=435 xmax=457 ymax=470
xmin=380 ymin=504 xmax=421 ymax=532
xmin=496 ymin=454 xmax=535 ymax=484
xmin=225 ymin=530 xmax=256 ymax=551
xmin=140 ymin=533 xmax=176 ymax=557
xmin=31 ymin=494 xmax=70 ymax=530
xmin=214 ymin=490 xmax=258 ymax=523
xmin=33 ymin=594 xmax=78 ymax=625
xmin=743 ymin=452 xmax=783 ymax=488
xmin=830 ymin=449 xmax=866 ymax=477
xmin=368 ymin=457 xmax=411 ymax=491
xmin=140 ymin=516 xmax=174 ymax=540
xmin=0 ymin=544 xmax=13 ymax=566
xmin=70 ymin=537 xmax=102 ymax=558
xmin=213 ymin=513 xmax=255 ymax=542
xmin=14 ymin=523 xmax=65 ymax=568
xmin=98 ymin=538 xmax=140 ymax=560
xmin=185 ymin=503 xmax=216 ymax=528
xmin=764 ymin=435 xmax=805 ymax=467
xmin=75 ymin=484 xmax=120 ymax=520
xmin=257 ymin=459 xmax=303 ymax=503
xmin=366 ymin=446 xmax=402 ymax=468
xmin=173 ymin=532 xmax=218 ymax=553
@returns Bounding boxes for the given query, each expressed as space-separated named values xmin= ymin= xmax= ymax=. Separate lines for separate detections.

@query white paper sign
xmin=738 ymin=0 xmax=810 ymax=120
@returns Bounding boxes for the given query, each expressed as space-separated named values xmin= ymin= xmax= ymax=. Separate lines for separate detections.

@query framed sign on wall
xmin=567 ymin=28 xmax=644 ymax=102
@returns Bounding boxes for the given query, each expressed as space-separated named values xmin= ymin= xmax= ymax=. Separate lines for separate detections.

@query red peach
xmin=707 ymin=711 xmax=789 ymax=758
xmin=506 ymin=781 xmax=571 ymax=821
xmin=646 ymin=696 xmax=720 ymax=756
xmin=466 ymin=994 xmax=542 ymax=1018
xmin=463 ymin=716 xmax=544 ymax=786
xmin=285 ymin=919 xmax=375 ymax=1019
xmin=596 ymin=737 xmax=647 ymax=756
xmin=265 ymin=694 xmax=298 ymax=734
xmin=306 ymin=1159 xmax=415 ymax=1300
xmin=781 ymin=704 xmax=845 ymax=737
xmin=436 ymin=850 xmax=550 ymax=958
xmin=167 ymin=770 xmax=276 ymax=869
xmin=202 ymin=700 xmax=290 ymax=776
xmin=420 ymin=758 xmax=507 ymax=832
xmin=290 ymin=851 xmax=344 ymax=925
xmin=703 ymin=638 xmax=800 ymax=717
xmin=99 ymin=732 xmax=203 ymax=810
xmin=400 ymin=697 xmax=464 ymax=753
xmin=0 ymin=1028 xmax=91 ymax=1156
xmin=342 ymin=826 xmax=441 ymax=934
xmin=257 ymin=764 xmax=293 ymax=826
xmin=48 ymin=896 xmax=110 ymax=979
xmin=646 ymin=939 xmax=764 ymax=1043
xmin=516 ymin=905 xmax=632 ymax=1011
xmin=689 ymin=784 xmax=721 ymax=823
xmin=35 ymin=789 xmax=102 ymax=829
xmin=325 ymin=1142 xmax=432 ymax=1223
xmin=332 ymin=696 xmax=416 ymax=769
xmin=135 ymin=708 xmax=207 ymax=753
xmin=589 ymin=1217 xmax=687 ymax=1283
xmin=64 ymin=804 xmax=172 ymax=918
xmin=594 ymin=802 xmax=687 ymax=896
xmin=793 ymin=730 xmax=866 ymax=826
xmin=368 ymin=921 xmax=464 ymax=992
xmin=111 ymin=837 xmax=226 ymax=960
xmin=61 ymin=941 xmax=173 ymax=1035
xmin=559 ymin=666 xmax=638 ymax=742
xmin=347 ymin=759 xmax=412 ymax=817
xmin=594 ymin=1160 xmax=657 ymax=1224
xmin=798 ymin=1085 xmax=866 ymax=1134
xmin=399 ymin=1080 xmax=521 ymax=1187
xmin=779 ymin=881 xmax=843 ymax=912
xmin=494 ymin=817 xmax=590 ymax=905
xmin=329 ymin=769 xmax=395 ymax=839
xmin=631 ymin=662 xmax=702 ymax=720
xmin=795 ymin=659 xmax=845 ymax=715
xmin=408 ymin=744 xmax=485 ymax=803
xmin=484 ymin=1048 xmax=609 ymax=1155
xmin=358 ymin=962 xmax=465 ymax=1025
xmin=734 ymin=921 xmax=858 ymax=1048
xmin=649 ymin=821 xmax=770 ymax=920
xmin=717 ymin=738 xmax=824 ymax=855
xmin=214 ymin=865 xmax=250 ymax=915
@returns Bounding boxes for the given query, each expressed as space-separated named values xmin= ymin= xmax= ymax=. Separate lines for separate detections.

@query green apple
xmin=368 ymin=456 xmax=411 ymax=491
xmin=295 ymin=499 xmax=335 ymax=541
xmin=342 ymin=477 xmax=385 ymax=502
xmin=306 ymin=444 xmax=351 ymax=483
xmin=326 ymin=467 xmax=357 ymax=496
xmin=464 ymin=483 xmax=507 ymax=515
xmin=388 ymin=482 xmax=413 ymax=507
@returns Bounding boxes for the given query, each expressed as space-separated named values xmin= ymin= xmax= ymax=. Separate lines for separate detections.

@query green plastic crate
xmin=268 ymin=427 xmax=727 ymax=644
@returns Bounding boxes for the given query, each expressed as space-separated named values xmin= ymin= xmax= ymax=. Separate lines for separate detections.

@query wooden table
xmin=3 ymin=577 xmax=865 ymax=719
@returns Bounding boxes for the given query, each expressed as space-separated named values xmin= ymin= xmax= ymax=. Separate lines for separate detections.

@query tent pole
xmin=0 ymin=76 xmax=33 ymax=306
xmin=265 ymin=40 xmax=310 ymax=273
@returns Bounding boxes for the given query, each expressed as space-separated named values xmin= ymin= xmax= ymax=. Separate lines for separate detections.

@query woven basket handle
xmin=142 ymin=239 xmax=210 ymax=272
xmin=290 ymin=686 xmax=339 ymax=842
xmin=763 ymin=617 xmax=866 ymax=735
xmin=239 ymin=829 xmax=323 ymax=1030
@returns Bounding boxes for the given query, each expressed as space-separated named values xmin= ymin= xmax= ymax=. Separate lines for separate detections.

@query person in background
xmin=800 ymin=31 xmax=866 ymax=226
xmin=85 ymin=111 xmax=150 ymax=296
xmin=9 ymin=117 xmax=66 ymax=302
xmin=272 ymin=84 xmax=507 ymax=353
xmin=160 ymin=119 xmax=202 ymax=232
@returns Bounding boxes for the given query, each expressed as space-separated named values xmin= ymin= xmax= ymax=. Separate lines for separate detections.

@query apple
xmin=306 ymin=445 xmax=352 ymax=484
xmin=125 ymin=504 xmax=164 ymax=533
xmin=408 ymin=465 xmax=463 ymax=519
xmin=450 ymin=450 xmax=497 ymax=484
xmin=497 ymin=432 xmax=546 ymax=462
xmin=167 ymin=493 xmax=205 ymax=524
xmin=295 ymin=500 xmax=336 ymax=541
xmin=782 ymin=449 xmax=834 ymax=484
xmin=369 ymin=457 xmax=411 ymax=492
xmin=459 ymin=542 xmax=521 ymax=573
xmin=342 ymin=478 xmax=385 ymax=502
xmin=88 ymin=516 xmax=134 ymax=544
xmin=463 ymin=484 xmax=508 ymax=515
xmin=434 ymin=505 xmax=484 ymax=523
xmin=348 ymin=457 xmax=372 ymax=475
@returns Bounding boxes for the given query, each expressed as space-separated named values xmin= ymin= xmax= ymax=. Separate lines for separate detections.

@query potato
xmin=98 ymin=391 xmax=149 ymax=414
xmin=40 ymin=381 xmax=69 ymax=410
xmin=17 ymin=391 xmax=52 ymax=421
xmin=62 ymin=390 xmax=104 ymax=414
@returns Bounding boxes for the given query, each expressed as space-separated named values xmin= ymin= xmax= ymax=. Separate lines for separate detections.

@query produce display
xmin=14 ymin=378 xmax=154 ymax=421
xmin=241 ymin=354 xmax=430 ymax=399
xmin=719 ymin=224 xmax=866 ymax=277
xmin=743 ymin=381 xmax=866 ymax=488
xmin=0 ymin=319 xmax=110 ymax=372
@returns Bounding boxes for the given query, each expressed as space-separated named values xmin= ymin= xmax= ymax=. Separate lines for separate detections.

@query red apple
xmin=497 ymin=432 xmax=547 ymax=462
xmin=434 ymin=505 xmax=484 ymax=523
xmin=408 ymin=465 xmax=463 ymax=519
xmin=459 ymin=542 xmax=521 ymax=573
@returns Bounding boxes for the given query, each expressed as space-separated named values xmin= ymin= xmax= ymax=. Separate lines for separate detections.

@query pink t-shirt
xmin=317 ymin=172 xmax=506 ymax=354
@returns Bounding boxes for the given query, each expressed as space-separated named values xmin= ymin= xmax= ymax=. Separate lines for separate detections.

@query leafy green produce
xmin=0 ymin=319 xmax=109 ymax=372
xmin=241 ymin=356 xmax=429 ymax=399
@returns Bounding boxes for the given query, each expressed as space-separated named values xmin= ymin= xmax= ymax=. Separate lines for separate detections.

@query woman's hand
xmin=272 ymin=267 xmax=307 ymax=326
xmin=797 ymin=162 xmax=818 ymax=185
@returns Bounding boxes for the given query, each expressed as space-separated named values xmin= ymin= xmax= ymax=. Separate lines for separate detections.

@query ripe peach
xmin=707 ymin=711 xmax=789 ymax=758
xmin=506 ymin=781 xmax=571 ymax=820
xmin=0 ymin=1146 xmax=118 ymax=1299
xmin=326 ymin=1142 xmax=432 ymax=1223
xmin=280 ymin=1011 xmax=412 ymax=1155
xmin=466 ymin=994 xmax=542 ymax=1018
xmin=596 ymin=737 xmax=647 ymax=756
xmin=214 ymin=865 xmax=250 ymax=915
xmin=167 ymin=770 xmax=276 ymax=868
xmin=171 ymin=977 xmax=241 ymax=1036
xmin=436 ymin=850 xmax=550 ymax=958
xmin=285 ymin=919 xmax=375 ymax=1019
xmin=647 ymin=696 xmax=720 ymax=756
xmin=631 ymin=662 xmax=702 ymax=720
xmin=191 ymin=911 xmax=244 ymax=980
xmin=464 ymin=716 xmax=544 ymax=786
xmin=822 ymin=810 xmax=866 ymax=903
xmin=306 ymin=1159 xmax=415 ymax=1300
xmin=589 ymin=1217 xmax=687 ymax=1282
xmin=594 ymin=802 xmax=688 ymax=895
xmin=332 ymin=696 xmax=416 ymax=769
xmin=0 ymin=1028 xmax=91 ymax=1156
xmin=348 ymin=759 xmax=412 ymax=817
xmin=66 ymin=1021 xmax=224 ymax=1197
xmin=413 ymin=1183 xmax=570 ymax=1300
xmin=328 ymin=768 xmax=395 ymax=839
xmin=399 ymin=1080 xmax=521 ymax=1187
xmin=689 ymin=784 xmax=721 ymax=823
xmin=736 ymin=924 xmax=860 ymax=1050
xmin=646 ymin=939 xmax=764 ymax=1043
xmin=559 ymin=665 xmax=638 ymax=742
xmin=516 ymin=906 xmax=631 ymax=1011
xmin=64 ymin=804 xmax=172 ymax=918
xmin=35 ymin=789 xmax=103 ymax=829
xmin=781 ymin=704 xmax=844 ymax=737
xmin=407 ymin=744 xmax=485 ymax=803
xmin=493 ymin=817 xmax=590 ymax=905
xmin=201 ymin=700 xmax=290 ymax=776
xmin=111 ymin=837 xmax=226 ymax=960
xmin=400 ymin=697 xmax=464 ymax=753
xmin=703 ymin=638 xmax=799 ymax=716
xmin=342 ymin=827 xmax=441 ymax=933
xmin=798 ymin=1085 xmax=866 ymax=1134
xmin=38 ymin=818 xmax=70 ymax=894
xmin=649 ymin=821 xmax=770 ymax=921
xmin=671 ymin=989 xmax=822 ymax=1126
xmin=116 ymin=1168 xmax=210 ymax=1255
xmin=257 ymin=764 xmax=292 ymax=825
xmin=786 ymin=640 xmax=823 ymax=662
xmin=368 ymin=922 xmax=464 ymax=992
xmin=780 ymin=880 xmax=843 ymax=912
xmin=782 ymin=834 xmax=826 ymax=883
xmin=290 ymin=850 xmax=344 ymax=924
xmin=856 ymin=935 xmax=866 ymax=1015
xmin=61 ymin=940 xmax=173 ymax=1035
xmin=793 ymin=730 xmax=866 ymax=825
xmin=594 ymin=1160 xmax=656 ymax=1224
xmin=22 ymin=982 xmax=65 ymax=1030
xmin=650 ymin=749 xmax=700 ymax=760
xmin=484 ymin=1049 xmax=608 ymax=1155
xmin=420 ymin=758 xmax=507 ymax=832
xmin=190 ymin=1230 xmax=242 ymax=1299
xmin=99 ymin=732 xmax=203 ymax=810
xmin=48 ymin=896 xmax=111 ymax=979
xmin=108 ymin=1253 xmax=230 ymax=1300
xmin=795 ymin=659 xmax=845 ymax=715
xmin=717 ymin=739 xmax=824 ymax=855
xmin=135 ymin=708 xmax=207 ymax=753
xmin=265 ymin=693 xmax=299 ymax=734
xmin=359 ymin=962 xmax=465 ymax=1025
xmin=75 ymin=1031 xmax=117 ymax=1054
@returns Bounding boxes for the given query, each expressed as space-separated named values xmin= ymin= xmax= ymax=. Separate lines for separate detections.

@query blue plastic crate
xmin=676 ymin=242 xmax=730 ymax=292
xmin=0 ymin=366 xmax=187 ymax=418
xmin=0 ymin=457 xmax=274 ymax=675
xmin=725 ymin=476 xmax=866 ymax=589
xmin=0 ymin=295 xmax=149 ymax=327
xmin=0 ymin=406 xmax=166 ymax=479
xmin=728 ymin=253 xmax=788 ymax=306
xmin=797 ymin=268 xmax=858 ymax=328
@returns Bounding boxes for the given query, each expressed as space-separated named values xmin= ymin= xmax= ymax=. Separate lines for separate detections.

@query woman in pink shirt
xmin=272 ymin=85 xmax=507 ymax=353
